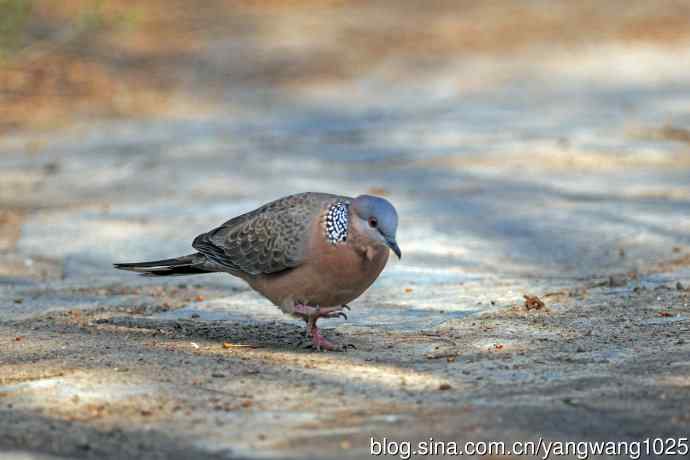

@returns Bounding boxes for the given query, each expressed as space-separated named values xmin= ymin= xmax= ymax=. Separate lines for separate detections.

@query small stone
xmin=676 ymin=282 xmax=685 ymax=291
xmin=77 ymin=441 xmax=91 ymax=451
xmin=191 ymin=313 xmax=200 ymax=319
xmin=576 ymin=346 xmax=585 ymax=353
xmin=608 ymin=274 xmax=627 ymax=287
xmin=211 ymin=372 xmax=226 ymax=378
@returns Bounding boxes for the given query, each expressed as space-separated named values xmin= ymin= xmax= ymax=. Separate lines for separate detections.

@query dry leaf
xmin=222 ymin=342 xmax=255 ymax=349
xmin=524 ymin=294 xmax=545 ymax=310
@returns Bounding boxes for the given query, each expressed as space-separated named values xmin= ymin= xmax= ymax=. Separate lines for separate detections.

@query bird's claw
xmin=292 ymin=303 xmax=352 ymax=352
xmin=310 ymin=327 xmax=340 ymax=351
xmin=294 ymin=304 xmax=350 ymax=322
xmin=327 ymin=311 xmax=348 ymax=320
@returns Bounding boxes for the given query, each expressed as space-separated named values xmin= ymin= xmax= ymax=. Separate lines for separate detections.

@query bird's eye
xmin=368 ymin=217 xmax=378 ymax=228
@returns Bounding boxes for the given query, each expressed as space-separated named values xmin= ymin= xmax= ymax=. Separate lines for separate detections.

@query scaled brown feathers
xmin=192 ymin=192 xmax=347 ymax=276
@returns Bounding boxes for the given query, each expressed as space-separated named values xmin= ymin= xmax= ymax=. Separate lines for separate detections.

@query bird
xmin=114 ymin=192 xmax=401 ymax=351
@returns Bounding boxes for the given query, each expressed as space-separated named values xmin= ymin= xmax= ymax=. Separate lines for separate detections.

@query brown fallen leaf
xmin=524 ymin=294 xmax=545 ymax=310
xmin=657 ymin=125 xmax=690 ymax=143
xmin=657 ymin=311 xmax=674 ymax=317
xmin=404 ymin=287 xmax=413 ymax=293
xmin=438 ymin=383 xmax=452 ymax=391
xmin=223 ymin=342 xmax=259 ymax=349
xmin=194 ymin=295 xmax=206 ymax=302
xmin=425 ymin=352 xmax=458 ymax=360
xmin=493 ymin=344 xmax=504 ymax=350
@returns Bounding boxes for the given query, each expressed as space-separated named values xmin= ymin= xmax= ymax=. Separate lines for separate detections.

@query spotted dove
xmin=114 ymin=192 xmax=401 ymax=350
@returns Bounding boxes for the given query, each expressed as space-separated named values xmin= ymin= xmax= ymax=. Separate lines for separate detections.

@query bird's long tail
xmin=113 ymin=253 xmax=214 ymax=277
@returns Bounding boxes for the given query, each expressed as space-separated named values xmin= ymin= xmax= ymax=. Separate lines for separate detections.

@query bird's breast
xmin=249 ymin=221 xmax=389 ymax=308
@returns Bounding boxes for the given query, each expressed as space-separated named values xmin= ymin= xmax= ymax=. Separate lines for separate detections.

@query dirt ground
xmin=2 ymin=273 xmax=690 ymax=459
xmin=2 ymin=1 xmax=690 ymax=459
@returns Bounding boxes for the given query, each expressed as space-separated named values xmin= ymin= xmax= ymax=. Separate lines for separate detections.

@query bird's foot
xmin=292 ymin=304 xmax=353 ymax=352
xmin=292 ymin=304 xmax=349 ymax=321
xmin=302 ymin=325 xmax=356 ymax=352
xmin=309 ymin=325 xmax=339 ymax=351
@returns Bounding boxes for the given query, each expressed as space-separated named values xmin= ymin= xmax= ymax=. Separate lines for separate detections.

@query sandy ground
xmin=2 ymin=1 xmax=690 ymax=459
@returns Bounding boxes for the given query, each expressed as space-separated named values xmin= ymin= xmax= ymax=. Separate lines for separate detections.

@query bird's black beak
xmin=386 ymin=238 xmax=402 ymax=259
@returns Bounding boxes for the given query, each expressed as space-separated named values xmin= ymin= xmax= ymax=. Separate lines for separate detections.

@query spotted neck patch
xmin=325 ymin=201 xmax=349 ymax=244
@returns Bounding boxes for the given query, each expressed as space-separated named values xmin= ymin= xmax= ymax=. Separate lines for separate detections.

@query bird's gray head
xmin=351 ymin=195 xmax=401 ymax=258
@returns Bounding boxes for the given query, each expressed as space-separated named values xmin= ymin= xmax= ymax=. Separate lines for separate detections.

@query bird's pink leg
xmin=292 ymin=304 xmax=350 ymax=351
xmin=306 ymin=320 xmax=339 ymax=351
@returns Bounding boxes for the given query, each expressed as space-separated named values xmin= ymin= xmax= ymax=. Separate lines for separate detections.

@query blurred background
xmin=2 ymin=0 xmax=690 ymax=282
xmin=2 ymin=0 xmax=690 ymax=131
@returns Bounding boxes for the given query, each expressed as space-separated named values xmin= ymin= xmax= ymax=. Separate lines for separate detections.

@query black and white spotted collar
xmin=325 ymin=201 xmax=349 ymax=244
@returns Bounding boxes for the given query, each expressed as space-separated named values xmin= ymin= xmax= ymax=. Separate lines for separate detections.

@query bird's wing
xmin=192 ymin=193 xmax=337 ymax=276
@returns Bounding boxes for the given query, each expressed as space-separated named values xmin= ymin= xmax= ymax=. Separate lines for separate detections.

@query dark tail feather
xmin=113 ymin=253 xmax=213 ymax=277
